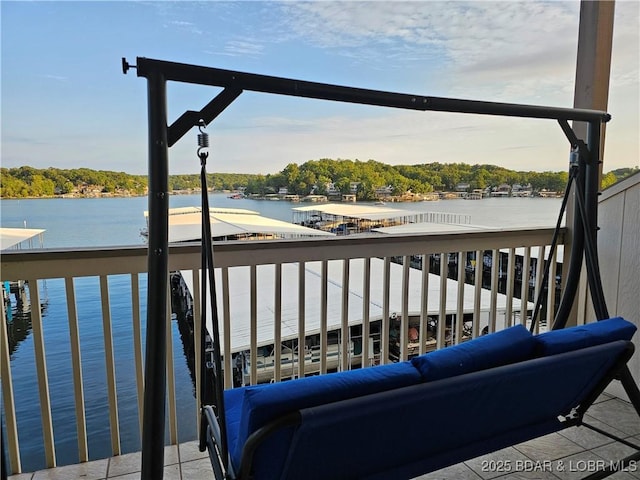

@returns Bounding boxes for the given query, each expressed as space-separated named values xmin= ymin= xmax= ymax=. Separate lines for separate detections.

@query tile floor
xmin=9 ymin=394 xmax=640 ymax=480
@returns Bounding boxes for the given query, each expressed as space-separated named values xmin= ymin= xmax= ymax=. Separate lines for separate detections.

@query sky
xmin=1 ymin=1 xmax=639 ymax=176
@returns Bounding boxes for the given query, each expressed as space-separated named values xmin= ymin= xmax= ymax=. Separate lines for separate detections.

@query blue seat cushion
xmin=534 ymin=317 xmax=637 ymax=356
xmin=232 ymin=360 xmax=422 ymax=471
xmin=223 ymin=386 xmax=245 ymax=470
xmin=410 ymin=324 xmax=536 ymax=381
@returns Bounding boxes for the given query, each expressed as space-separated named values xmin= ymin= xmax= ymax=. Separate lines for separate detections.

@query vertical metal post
xmin=141 ymin=70 xmax=169 ymax=480
xmin=568 ymin=0 xmax=615 ymax=326
xmin=584 ymin=122 xmax=608 ymax=318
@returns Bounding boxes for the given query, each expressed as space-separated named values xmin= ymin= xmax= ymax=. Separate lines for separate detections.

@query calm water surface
xmin=1 ymin=194 xmax=562 ymax=472
xmin=1 ymin=194 xmax=563 ymax=247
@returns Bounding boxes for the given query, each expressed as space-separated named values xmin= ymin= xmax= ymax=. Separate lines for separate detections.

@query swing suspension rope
xmin=528 ymin=147 xmax=581 ymax=333
xmin=529 ymin=141 xmax=610 ymax=334
xmin=196 ymin=121 xmax=230 ymax=473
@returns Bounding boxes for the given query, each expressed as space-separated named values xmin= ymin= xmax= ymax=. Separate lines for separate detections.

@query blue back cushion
xmin=534 ymin=317 xmax=637 ymax=356
xmin=223 ymin=386 xmax=244 ymax=469
xmin=410 ymin=324 xmax=536 ymax=381
xmin=232 ymin=361 xmax=421 ymax=470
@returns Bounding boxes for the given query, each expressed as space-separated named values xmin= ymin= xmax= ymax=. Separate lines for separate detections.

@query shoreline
xmin=0 ymin=189 xmax=564 ymax=201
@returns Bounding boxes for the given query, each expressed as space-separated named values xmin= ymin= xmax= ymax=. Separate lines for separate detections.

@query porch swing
xmin=123 ymin=57 xmax=640 ymax=480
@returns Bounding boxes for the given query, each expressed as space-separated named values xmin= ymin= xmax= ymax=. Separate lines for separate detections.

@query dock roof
xmin=146 ymin=206 xmax=334 ymax=242
xmin=0 ymin=228 xmax=45 ymax=250
xmin=372 ymin=222 xmax=491 ymax=235
xmin=292 ymin=203 xmax=415 ymax=221
xmin=183 ymin=257 xmax=532 ymax=354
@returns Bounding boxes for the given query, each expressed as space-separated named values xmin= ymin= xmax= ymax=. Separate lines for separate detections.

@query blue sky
xmin=2 ymin=1 xmax=638 ymax=176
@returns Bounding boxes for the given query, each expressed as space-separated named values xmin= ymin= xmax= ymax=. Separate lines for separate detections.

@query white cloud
xmin=274 ymin=1 xmax=637 ymax=101
xmin=42 ymin=74 xmax=68 ymax=81
xmin=224 ymin=39 xmax=265 ymax=57
xmin=165 ymin=19 xmax=203 ymax=35
xmin=223 ymin=0 xmax=634 ymax=171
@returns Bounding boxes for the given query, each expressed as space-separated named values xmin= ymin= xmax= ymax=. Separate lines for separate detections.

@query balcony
xmin=3 ymin=7 xmax=640 ymax=475
xmin=2 ymin=184 xmax=639 ymax=479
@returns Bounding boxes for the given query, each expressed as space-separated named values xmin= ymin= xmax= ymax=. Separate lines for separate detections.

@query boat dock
xmin=143 ymin=206 xmax=335 ymax=242
xmin=1 ymin=227 xmax=45 ymax=320
xmin=292 ymin=203 xmax=471 ymax=235
xmin=173 ymin=256 xmax=532 ymax=384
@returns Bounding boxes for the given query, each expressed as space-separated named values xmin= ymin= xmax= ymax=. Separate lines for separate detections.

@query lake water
xmin=1 ymin=194 xmax=563 ymax=248
xmin=1 ymin=194 xmax=562 ymax=472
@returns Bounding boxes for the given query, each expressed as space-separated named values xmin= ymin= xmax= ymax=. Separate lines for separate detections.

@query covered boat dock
xmin=292 ymin=203 xmax=472 ymax=234
xmin=0 ymin=227 xmax=45 ymax=250
xmin=144 ymin=206 xmax=335 ymax=242
xmin=178 ymin=256 xmax=532 ymax=381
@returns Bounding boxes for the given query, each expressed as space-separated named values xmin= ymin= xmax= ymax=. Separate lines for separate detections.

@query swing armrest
xmin=203 ymin=406 xmax=224 ymax=451
xmin=236 ymin=411 xmax=302 ymax=480
xmin=202 ymin=405 xmax=228 ymax=479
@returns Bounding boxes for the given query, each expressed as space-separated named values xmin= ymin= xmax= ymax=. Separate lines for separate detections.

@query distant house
xmin=278 ymin=187 xmax=288 ymax=196
xmin=375 ymin=185 xmax=393 ymax=198
xmin=455 ymin=183 xmax=470 ymax=192
xmin=511 ymin=183 xmax=533 ymax=197
xmin=349 ymin=182 xmax=360 ymax=194
xmin=491 ymin=184 xmax=511 ymax=197
xmin=325 ymin=183 xmax=340 ymax=196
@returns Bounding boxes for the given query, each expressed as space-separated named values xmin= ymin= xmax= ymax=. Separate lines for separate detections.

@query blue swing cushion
xmin=534 ymin=316 xmax=637 ymax=356
xmin=410 ymin=324 xmax=536 ymax=381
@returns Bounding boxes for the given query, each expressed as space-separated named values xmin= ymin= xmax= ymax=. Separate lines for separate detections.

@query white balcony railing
xmin=1 ymin=227 xmax=563 ymax=475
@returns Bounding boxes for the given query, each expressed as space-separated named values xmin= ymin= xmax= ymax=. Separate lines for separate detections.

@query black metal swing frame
xmin=122 ymin=56 xmax=640 ymax=480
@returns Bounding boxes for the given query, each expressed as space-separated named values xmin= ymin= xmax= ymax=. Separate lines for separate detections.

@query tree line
xmin=0 ymin=166 xmax=253 ymax=198
xmin=1 ymin=162 xmax=636 ymax=199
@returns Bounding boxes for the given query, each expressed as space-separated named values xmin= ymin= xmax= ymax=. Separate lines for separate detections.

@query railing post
xmin=64 ymin=277 xmax=88 ymax=462
xmin=1 ymin=293 xmax=21 ymax=474
xmin=567 ymin=0 xmax=614 ymax=327
xmin=29 ymin=280 xmax=56 ymax=468
xmin=141 ymin=69 xmax=169 ymax=480
xmin=100 ymin=276 xmax=121 ymax=456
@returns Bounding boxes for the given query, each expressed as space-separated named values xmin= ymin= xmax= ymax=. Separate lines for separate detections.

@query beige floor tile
xmin=163 ymin=464 xmax=181 ymax=480
xmin=181 ymin=458 xmax=215 ymax=479
xmin=413 ymin=462 xmax=482 ymax=479
xmin=587 ymin=399 xmax=640 ymax=437
xmin=550 ymin=450 xmax=605 ymax=480
xmin=106 ymin=451 xmax=140 ymax=478
xmin=8 ymin=473 xmax=34 ymax=480
xmin=493 ymin=471 xmax=561 ymax=480
xmin=110 ymin=464 xmax=180 ymax=480
xmin=179 ymin=440 xmax=209 ymax=463
xmin=583 ymin=415 xmax=630 ymax=439
xmin=604 ymin=471 xmax=638 ymax=480
xmin=591 ymin=438 xmax=640 ymax=478
xmin=164 ymin=445 xmax=180 ymax=466
xmin=594 ymin=393 xmax=615 ymax=404
xmin=106 ymin=473 xmax=139 ymax=480
xmin=514 ymin=433 xmax=583 ymax=462
xmin=464 ymin=446 xmax=532 ymax=480
xmin=32 ymin=458 xmax=108 ymax=480
xmin=592 ymin=441 xmax=639 ymax=463
xmin=559 ymin=425 xmax=616 ymax=450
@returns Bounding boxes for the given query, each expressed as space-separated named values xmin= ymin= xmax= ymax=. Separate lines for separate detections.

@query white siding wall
xmin=597 ymin=172 xmax=640 ymax=397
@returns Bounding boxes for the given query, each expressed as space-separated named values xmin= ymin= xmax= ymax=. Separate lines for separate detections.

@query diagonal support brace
xmin=168 ymin=87 xmax=243 ymax=147
xmin=558 ymin=119 xmax=590 ymax=161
